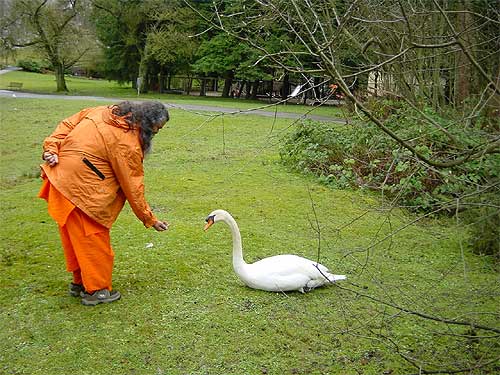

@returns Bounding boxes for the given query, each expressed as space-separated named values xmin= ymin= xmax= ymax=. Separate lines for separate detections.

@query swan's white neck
xmin=220 ymin=212 xmax=247 ymax=273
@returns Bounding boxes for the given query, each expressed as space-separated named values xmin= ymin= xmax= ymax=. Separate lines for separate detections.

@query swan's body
xmin=204 ymin=209 xmax=346 ymax=293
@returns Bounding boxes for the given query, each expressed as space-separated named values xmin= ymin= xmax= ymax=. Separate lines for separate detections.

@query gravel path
xmin=0 ymin=66 xmax=22 ymax=75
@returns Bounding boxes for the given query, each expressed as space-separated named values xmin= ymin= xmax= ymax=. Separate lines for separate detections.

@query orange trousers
xmin=39 ymin=178 xmax=114 ymax=294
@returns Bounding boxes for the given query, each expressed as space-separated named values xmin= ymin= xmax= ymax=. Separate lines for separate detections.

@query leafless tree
xmin=189 ymin=0 xmax=499 ymax=167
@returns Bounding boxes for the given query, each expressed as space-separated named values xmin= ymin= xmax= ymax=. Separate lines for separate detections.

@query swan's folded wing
xmin=244 ymin=255 xmax=321 ymax=292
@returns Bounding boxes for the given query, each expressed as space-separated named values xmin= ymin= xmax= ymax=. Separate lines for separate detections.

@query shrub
xmin=17 ymin=59 xmax=51 ymax=73
xmin=280 ymin=100 xmax=500 ymax=256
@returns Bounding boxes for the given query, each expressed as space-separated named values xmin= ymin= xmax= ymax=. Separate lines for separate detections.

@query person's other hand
xmin=43 ymin=152 xmax=59 ymax=167
xmin=153 ymin=220 xmax=169 ymax=232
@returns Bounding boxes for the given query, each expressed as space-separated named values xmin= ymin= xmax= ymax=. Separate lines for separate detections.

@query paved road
xmin=0 ymin=66 xmax=22 ymax=75
xmin=0 ymin=68 xmax=346 ymax=123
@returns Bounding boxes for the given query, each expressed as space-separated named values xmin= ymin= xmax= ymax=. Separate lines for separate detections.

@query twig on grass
xmin=306 ymin=186 xmax=322 ymax=265
xmin=334 ymin=283 xmax=500 ymax=334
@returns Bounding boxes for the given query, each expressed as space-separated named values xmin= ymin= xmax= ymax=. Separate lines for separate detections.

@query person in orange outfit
xmin=38 ymin=101 xmax=170 ymax=306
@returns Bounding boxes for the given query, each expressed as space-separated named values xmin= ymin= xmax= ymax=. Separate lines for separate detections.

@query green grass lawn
xmin=0 ymin=70 xmax=346 ymax=119
xmin=0 ymin=96 xmax=498 ymax=374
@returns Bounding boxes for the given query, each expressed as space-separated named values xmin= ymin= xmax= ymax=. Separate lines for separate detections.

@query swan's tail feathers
xmin=329 ymin=274 xmax=347 ymax=282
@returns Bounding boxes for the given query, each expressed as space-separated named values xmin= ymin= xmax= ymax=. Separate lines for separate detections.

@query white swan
xmin=204 ymin=209 xmax=346 ymax=293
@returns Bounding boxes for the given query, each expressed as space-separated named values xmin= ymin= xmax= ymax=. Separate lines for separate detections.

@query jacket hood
xmin=101 ymin=106 xmax=133 ymax=130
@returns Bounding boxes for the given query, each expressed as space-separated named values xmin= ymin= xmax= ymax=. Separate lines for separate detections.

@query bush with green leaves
xmin=280 ymin=101 xmax=499 ymax=255
xmin=16 ymin=59 xmax=51 ymax=73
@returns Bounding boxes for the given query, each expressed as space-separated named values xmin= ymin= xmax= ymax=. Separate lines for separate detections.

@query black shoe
xmin=81 ymin=289 xmax=121 ymax=306
xmin=69 ymin=283 xmax=86 ymax=297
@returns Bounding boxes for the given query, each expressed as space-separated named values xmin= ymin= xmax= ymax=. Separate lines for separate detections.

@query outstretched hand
xmin=153 ymin=220 xmax=169 ymax=232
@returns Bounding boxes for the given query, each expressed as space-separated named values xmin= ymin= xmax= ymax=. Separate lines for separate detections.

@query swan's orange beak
xmin=204 ymin=217 xmax=214 ymax=231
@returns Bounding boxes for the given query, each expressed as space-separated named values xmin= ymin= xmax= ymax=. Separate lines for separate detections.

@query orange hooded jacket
xmin=40 ymin=105 xmax=158 ymax=229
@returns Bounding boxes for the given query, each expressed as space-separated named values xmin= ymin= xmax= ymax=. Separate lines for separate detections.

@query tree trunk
xmin=222 ymin=71 xmax=234 ymax=98
xmin=184 ymin=76 xmax=193 ymax=95
xmin=199 ymin=77 xmax=207 ymax=96
xmin=454 ymin=1 xmax=471 ymax=104
xmin=281 ymin=74 xmax=290 ymax=99
xmin=302 ymin=80 xmax=308 ymax=104
xmin=245 ymin=81 xmax=252 ymax=99
xmin=138 ymin=56 xmax=148 ymax=94
xmin=313 ymin=77 xmax=321 ymax=99
xmin=455 ymin=52 xmax=470 ymax=105
xmin=159 ymin=71 xmax=164 ymax=94
xmin=237 ymin=81 xmax=246 ymax=98
xmin=249 ymin=81 xmax=259 ymax=99
xmin=432 ymin=11 xmax=447 ymax=108
xmin=54 ymin=63 xmax=68 ymax=92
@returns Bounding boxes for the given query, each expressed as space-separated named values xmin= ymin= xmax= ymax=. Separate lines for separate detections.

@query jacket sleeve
xmin=43 ymin=108 xmax=94 ymax=155
xmin=109 ymin=140 xmax=158 ymax=228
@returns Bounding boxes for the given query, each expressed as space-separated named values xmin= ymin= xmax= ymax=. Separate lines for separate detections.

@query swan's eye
xmin=204 ymin=215 xmax=215 ymax=231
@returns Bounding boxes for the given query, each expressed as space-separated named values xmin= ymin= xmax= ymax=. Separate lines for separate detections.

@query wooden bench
xmin=7 ymin=82 xmax=23 ymax=90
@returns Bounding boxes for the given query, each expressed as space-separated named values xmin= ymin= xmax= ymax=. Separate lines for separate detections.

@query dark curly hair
xmin=112 ymin=101 xmax=169 ymax=153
